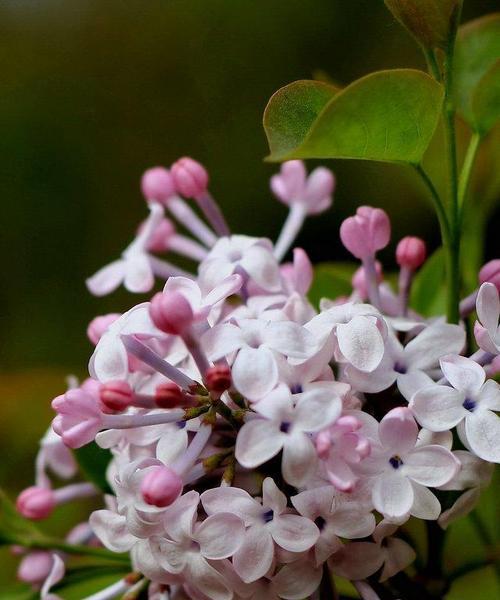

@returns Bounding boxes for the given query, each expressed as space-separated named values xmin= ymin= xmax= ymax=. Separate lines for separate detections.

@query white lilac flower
xmin=411 ymin=354 xmax=500 ymax=463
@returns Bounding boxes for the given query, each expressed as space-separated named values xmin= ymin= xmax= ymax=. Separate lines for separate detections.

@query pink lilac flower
xmin=474 ymin=282 xmax=500 ymax=354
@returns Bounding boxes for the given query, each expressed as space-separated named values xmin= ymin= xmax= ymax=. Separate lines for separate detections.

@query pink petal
xmin=201 ymin=487 xmax=262 ymax=525
xmin=124 ymin=253 xmax=154 ymax=293
xmin=329 ymin=542 xmax=384 ymax=580
xmin=379 ymin=407 xmax=418 ymax=454
xmin=272 ymin=560 xmax=323 ymax=600
xmin=89 ymin=510 xmax=136 ymax=553
xmin=233 ymin=526 xmax=274 ymax=583
xmin=185 ymin=554 xmax=232 ymax=600
xmin=476 ymin=282 xmax=500 ymax=332
xmin=86 ymin=260 xmax=125 ymax=296
xmin=262 ymin=477 xmax=288 ymax=514
xmin=379 ymin=537 xmax=416 ymax=582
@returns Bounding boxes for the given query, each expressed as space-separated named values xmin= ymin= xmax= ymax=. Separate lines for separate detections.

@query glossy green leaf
xmin=264 ymin=70 xmax=444 ymax=165
xmin=74 ymin=442 xmax=113 ymax=494
xmin=264 ymin=80 xmax=338 ymax=160
xmin=410 ymin=247 xmax=447 ymax=316
xmin=52 ymin=566 xmax=130 ymax=600
xmin=309 ymin=262 xmax=358 ymax=307
xmin=454 ymin=13 xmax=500 ymax=134
xmin=384 ymin=0 xmax=462 ymax=49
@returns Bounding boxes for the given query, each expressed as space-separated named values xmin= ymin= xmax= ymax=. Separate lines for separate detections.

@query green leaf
xmin=264 ymin=80 xmax=338 ymax=160
xmin=309 ymin=262 xmax=358 ymax=308
xmin=264 ymin=69 xmax=444 ymax=165
xmin=52 ymin=566 xmax=130 ymax=600
xmin=410 ymin=247 xmax=447 ymax=316
xmin=454 ymin=13 xmax=500 ymax=134
xmin=471 ymin=60 xmax=500 ymax=136
xmin=73 ymin=442 xmax=113 ymax=494
xmin=0 ymin=583 xmax=38 ymax=600
xmin=0 ymin=490 xmax=44 ymax=547
xmin=384 ymin=0 xmax=462 ymax=49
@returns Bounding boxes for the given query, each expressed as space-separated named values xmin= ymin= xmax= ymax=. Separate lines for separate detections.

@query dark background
xmin=0 ymin=1 xmax=498 ymax=593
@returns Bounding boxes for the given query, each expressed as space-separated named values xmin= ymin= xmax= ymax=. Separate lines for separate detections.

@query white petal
xmin=86 ymin=260 xmax=125 ymax=296
xmin=162 ymin=490 xmax=199 ymax=541
xmin=240 ymin=245 xmax=281 ymax=292
xmin=272 ymin=560 xmax=323 ymax=600
xmin=438 ymin=450 xmax=494 ymax=491
xmin=232 ymin=346 xmax=279 ymax=400
xmin=439 ymin=354 xmax=485 ymax=395
xmin=438 ymin=488 xmax=481 ymax=529
xmin=233 ymin=526 xmax=275 ymax=583
xmin=404 ymin=323 xmax=465 ymax=371
xmin=397 ymin=371 xmax=434 ymax=402
xmin=185 ymin=554 xmax=232 ymax=600
xmin=124 ymin=253 xmax=155 ymax=293
xmin=403 ymin=445 xmax=459 ymax=487
xmin=196 ymin=513 xmax=245 ymax=559
xmin=478 ymin=379 xmax=500 ymax=412
xmin=89 ymin=510 xmax=136 ymax=552
xmin=372 ymin=473 xmax=413 ymax=519
xmin=411 ymin=384 xmax=466 ymax=431
xmin=271 ymin=513 xmax=319 ymax=552
xmin=201 ymin=487 xmax=262 ymax=525
xmin=89 ymin=333 xmax=129 ymax=382
xmin=336 ymin=316 xmax=385 ymax=372
xmin=332 ymin=507 xmax=376 ymax=539
xmin=293 ymin=388 xmax=342 ymax=432
xmin=40 ymin=555 xmax=65 ymax=600
xmin=476 ymin=282 xmax=500 ymax=333
xmin=262 ymin=477 xmax=287 ymax=514
xmin=410 ymin=482 xmax=441 ymax=520
xmin=203 ymin=274 xmax=243 ymax=307
xmin=465 ymin=409 xmax=500 ymax=463
xmin=329 ymin=542 xmax=384 ymax=580
xmin=156 ymin=426 xmax=188 ymax=466
xmin=201 ymin=323 xmax=246 ymax=360
xmin=164 ymin=277 xmax=202 ymax=309
xmin=235 ymin=419 xmax=284 ymax=468
xmin=282 ymin=432 xmax=317 ymax=486
xmin=379 ymin=537 xmax=416 ymax=582
xmin=263 ymin=321 xmax=318 ymax=359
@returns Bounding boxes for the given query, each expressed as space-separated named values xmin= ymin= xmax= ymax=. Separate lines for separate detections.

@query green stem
xmin=27 ymin=536 xmax=131 ymax=564
xmin=458 ymin=132 xmax=481 ymax=214
xmin=469 ymin=511 xmax=500 ymax=581
xmin=424 ymin=48 xmax=442 ymax=82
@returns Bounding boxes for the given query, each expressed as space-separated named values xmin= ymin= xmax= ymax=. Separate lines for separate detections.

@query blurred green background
xmin=0 ymin=0 xmax=498 ymax=594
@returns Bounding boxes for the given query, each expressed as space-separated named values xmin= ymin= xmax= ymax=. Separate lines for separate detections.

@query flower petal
xmin=404 ymin=323 xmax=465 ymax=371
xmin=240 ymin=245 xmax=281 ymax=292
xmin=379 ymin=407 xmax=418 ymax=454
xmin=271 ymin=513 xmax=319 ymax=552
xmin=232 ymin=346 xmax=279 ymax=400
xmin=201 ymin=487 xmax=262 ymax=525
xmin=403 ymin=445 xmax=459 ymax=487
xmin=124 ymin=253 xmax=155 ymax=293
xmin=233 ymin=526 xmax=274 ymax=583
xmin=293 ymin=388 xmax=342 ymax=432
xmin=410 ymin=384 xmax=466 ymax=431
xmin=272 ymin=560 xmax=323 ymax=600
xmin=439 ymin=354 xmax=485 ymax=395
xmin=86 ymin=260 xmax=125 ymax=296
xmin=372 ymin=472 xmax=414 ymax=519
xmin=329 ymin=542 xmax=384 ymax=580
xmin=89 ymin=510 xmax=136 ymax=552
xmin=476 ymin=282 xmax=500 ymax=333
xmin=202 ymin=323 xmax=246 ymax=361
xmin=235 ymin=419 xmax=284 ymax=468
xmin=336 ymin=316 xmax=385 ymax=372
xmin=185 ymin=554 xmax=232 ymax=600
xmin=282 ymin=432 xmax=317 ymax=486
xmin=410 ymin=482 xmax=441 ymax=520
xmin=465 ymin=409 xmax=500 ymax=463
xmin=196 ymin=513 xmax=245 ymax=559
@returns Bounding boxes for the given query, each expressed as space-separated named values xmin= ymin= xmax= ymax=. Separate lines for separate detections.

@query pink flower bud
xmin=86 ymin=313 xmax=121 ymax=345
xmin=396 ymin=236 xmax=426 ymax=270
xmin=206 ymin=364 xmax=232 ymax=393
xmin=141 ymin=466 xmax=183 ymax=507
xmin=142 ymin=218 xmax=176 ymax=253
xmin=171 ymin=157 xmax=209 ymax=199
xmin=352 ymin=262 xmax=382 ymax=299
xmin=270 ymin=161 xmax=307 ymax=203
xmin=155 ymin=382 xmax=184 ymax=408
xmin=17 ymin=551 xmax=54 ymax=584
xmin=479 ymin=259 xmax=500 ymax=291
xmin=51 ymin=389 xmax=103 ymax=449
xmin=141 ymin=167 xmax=176 ymax=204
xmin=100 ymin=380 xmax=133 ymax=412
xmin=149 ymin=291 xmax=194 ymax=335
xmin=16 ymin=487 xmax=55 ymax=520
xmin=340 ymin=206 xmax=391 ymax=259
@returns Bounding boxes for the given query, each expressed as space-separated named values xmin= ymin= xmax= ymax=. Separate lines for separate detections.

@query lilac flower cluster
xmin=16 ymin=158 xmax=500 ymax=599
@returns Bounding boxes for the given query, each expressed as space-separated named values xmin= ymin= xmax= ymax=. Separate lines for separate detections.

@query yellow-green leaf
xmin=264 ymin=69 xmax=444 ymax=165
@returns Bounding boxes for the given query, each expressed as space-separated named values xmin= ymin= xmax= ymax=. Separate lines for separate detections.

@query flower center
xmin=393 ymin=362 xmax=407 ymax=374
xmin=389 ymin=455 xmax=403 ymax=469
xmin=314 ymin=516 xmax=326 ymax=531
xmin=262 ymin=509 xmax=274 ymax=523
xmin=290 ymin=384 xmax=303 ymax=394
xmin=280 ymin=421 xmax=291 ymax=434
xmin=462 ymin=398 xmax=476 ymax=412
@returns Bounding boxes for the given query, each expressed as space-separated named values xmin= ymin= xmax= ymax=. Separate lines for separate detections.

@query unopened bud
xmin=206 ymin=364 xmax=232 ymax=393
xmin=17 ymin=552 xmax=54 ymax=584
xmin=86 ymin=313 xmax=120 ymax=345
xmin=479 ymin=259 xmax=500 ymax=291
xmin=100 ymin=380 xmax=133 ymax=412
xmin=16 ymin=487 xmax=55 ymax=521
xmin=171 ymin=157 xmax=209 ymax=199
xmin=141 ymin=167 xmax=176 ymax=204
xmin=340 ymin=206 xmax=391 ymax=259
xmin=396 ymin=236 xmax=426 ymax=270
xmin=141 ymin=466 xmax=183 ymax=507
xmin=155 ymin=382 xmax=184 ymax=408
xmin=149 ymin=291 xmax=194 ymax=335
